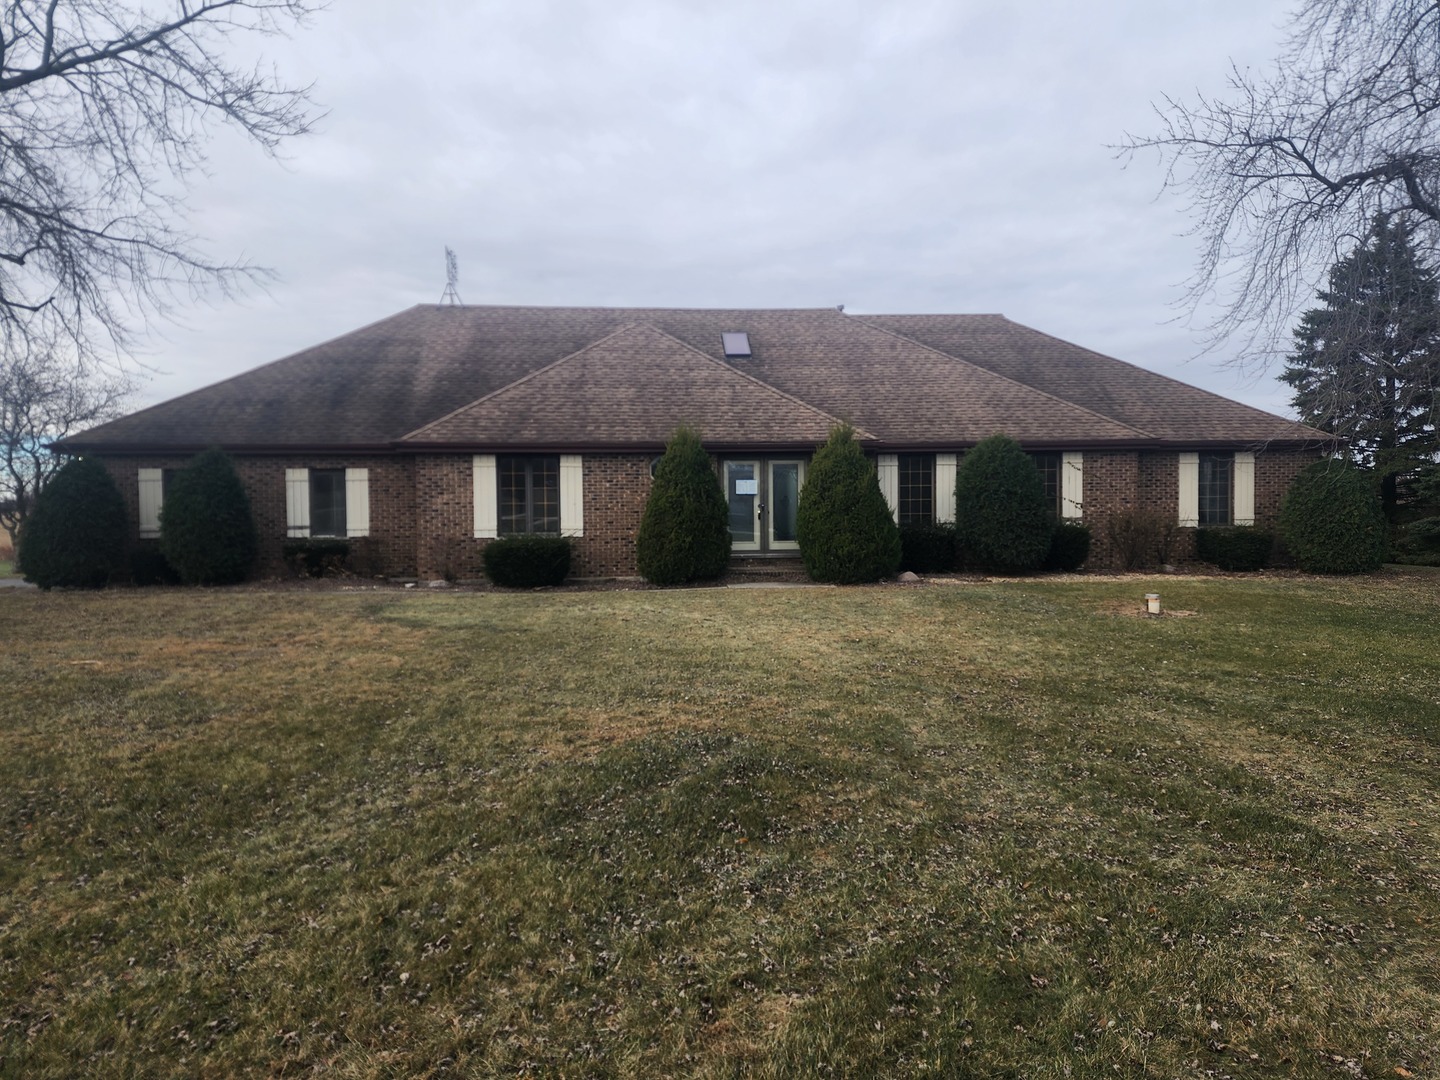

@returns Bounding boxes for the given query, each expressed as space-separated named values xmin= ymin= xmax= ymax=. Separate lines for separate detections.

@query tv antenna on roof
xmin=440 ymin=247 xmax=463 ymax=305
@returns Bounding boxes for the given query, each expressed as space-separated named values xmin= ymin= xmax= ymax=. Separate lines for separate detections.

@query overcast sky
xmin=137 ymin=0 xmax=1305 ymax=417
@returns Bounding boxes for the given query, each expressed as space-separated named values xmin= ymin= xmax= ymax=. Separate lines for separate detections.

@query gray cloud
xmin=137 ymin=0 xmax=1300 ymax=416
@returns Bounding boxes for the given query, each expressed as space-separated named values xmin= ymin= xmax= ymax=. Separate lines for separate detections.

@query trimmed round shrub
xmin=159 ymin=447 xmax=258 ymax=585
xmin=1043 ymin=521 xmax=1092 ymax=571
xmin=953 ymin=435 xmax=1053 ymax=572
xmin=636 ymin=426 xmax=730 ymax=585
xmin=1279 ymin=459 xmax=1387 ymax=574
xmin=899 ymin=522 xmax=958 ymax=573
xmin=17 ymin=457 xmax=127 ymax=589
xmin=796 ymin=426 xmax=902 ymax=584
xmin=1195 ymin=526 xmax=1274 ymax=572
xmin=483 ymin=536 xmax=572 ymax=587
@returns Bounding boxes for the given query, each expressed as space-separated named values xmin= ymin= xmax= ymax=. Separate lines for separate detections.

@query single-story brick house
xmin=61 ymin=304 xmax=1331 ymax=577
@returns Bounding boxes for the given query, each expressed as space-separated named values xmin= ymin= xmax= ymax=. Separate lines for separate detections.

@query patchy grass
xmin=1 ymin=573 xmax=1438 ymax=1077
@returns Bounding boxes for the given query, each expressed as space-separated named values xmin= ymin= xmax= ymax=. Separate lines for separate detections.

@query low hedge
xmin=1043 ymin=522 xmax=1091 ymax=571
xmin=284 ymin=538 xmax=351 ymax=578
xmin=483 ymin=536 xmax=572 ymax=588
xmin=1195 ymin=526 xmax=1274 ymax=572
xmin=899 ymin=522 xmax=957 ymax=573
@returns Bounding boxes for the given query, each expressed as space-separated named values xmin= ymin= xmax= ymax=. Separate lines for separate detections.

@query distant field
xmin=2 ymin=573 xmax=1438 ymax=1077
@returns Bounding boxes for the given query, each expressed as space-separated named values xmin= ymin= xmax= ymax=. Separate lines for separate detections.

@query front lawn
xmin=2 ymin=574 xmax=1437 ymax=1077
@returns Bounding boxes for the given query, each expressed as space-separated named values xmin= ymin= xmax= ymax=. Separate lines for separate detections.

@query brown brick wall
xmin=1077 ymin=451 xmax=1139 ymax=568
xmin=100 ymin=454 xmax=418 ymax=577
xmin=1254 ymin=448 xmax=1316 ymax=524
xmin=413 ymin=453 xmax=654 ymax=580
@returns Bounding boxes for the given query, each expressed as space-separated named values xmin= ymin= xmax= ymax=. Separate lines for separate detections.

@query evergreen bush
xmin=795 ymin=426 xmax=902 ymax=583
xmin=159 ymin=447 xmax=258 ymax=585
xmin=17 ymin=457 xmax=127 ymax=589
xmin=1279 ymin=459 xmax=1388 ymax=574
xmin=1044 ymin=521 xmax=1092 ymax=571
xmin=1195 ymin=526 xmax=1274 ymax=571
xmin=128 ymin=541 xmax=180 ymax=586
xmin=635 ymin=426 xmax=730 ymax=585
xmin=1392 ymin=516 xmax=1440 ymax=566
xmin=953 ymin=435 xmax=1053 ymax=572
xmin=899 ymin=522 xmax=957 ymax=573
xmin=483 ymin=536 xmax=572 ymax=587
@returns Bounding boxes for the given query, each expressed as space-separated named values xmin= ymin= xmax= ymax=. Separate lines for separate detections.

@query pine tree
xmin=635 ymin=426 xmax=731 ymax=585
xmin=1281 ymin=217 xmax=1440 ymax=521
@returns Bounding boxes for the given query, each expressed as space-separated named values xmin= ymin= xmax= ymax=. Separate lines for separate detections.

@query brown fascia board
xmin=396 ymin=439 xmax=853 ymax=454
xmin=53 ymin=441 xmax=405 ymax=456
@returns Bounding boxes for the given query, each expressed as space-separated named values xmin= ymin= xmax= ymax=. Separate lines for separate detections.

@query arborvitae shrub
xmin=953 ymin=435 xmax=1053 ymax=572
xmin=795 ymin=426 xmax=902 ymax=584
xmin=1279 ymin=459 xmax=1388 ymax=574
xmin=1044 ymin=521 xmax=1092 ymax=571
xmin=283 ymin=538 xmax=351 ymax=578
xmin=899 ymin=522 xmax=957 ymax=573
xmin=1195 ymin=526 xmax=1274 ymax=571
xmin=635 ymin=426 xmax=730 ymax=585
xmin=159 ymin=447 xmax=257 ymax=585
xmin=483 ymin=536 xmax=572 ymax=587
xmin=17 ymin=457 xmax=127 ymax=589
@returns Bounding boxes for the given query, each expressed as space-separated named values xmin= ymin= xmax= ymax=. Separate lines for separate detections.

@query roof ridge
xmin=852 ymin=316 xmax=1160 ymax=441
xmin=401 ymin=320 xmax=873 ymax=442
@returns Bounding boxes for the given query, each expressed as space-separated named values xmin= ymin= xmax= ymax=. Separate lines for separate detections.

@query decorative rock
xmin=898 ymin=571 xmax=921 ymax=583
xmin=427 ymin=579 xmax=450 ymax=588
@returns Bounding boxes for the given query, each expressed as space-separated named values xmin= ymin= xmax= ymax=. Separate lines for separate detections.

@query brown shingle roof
xmin=404 ymin=322 xmax=858 ymax=449
xmin=863 ymin=314 xmax=1329 ymax=445
xmin=63 ymin=303 xmax=1327 ymax=452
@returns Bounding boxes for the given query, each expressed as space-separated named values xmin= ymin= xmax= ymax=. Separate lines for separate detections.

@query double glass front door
xmin=725 ymin=459 xmax=805 ymax=553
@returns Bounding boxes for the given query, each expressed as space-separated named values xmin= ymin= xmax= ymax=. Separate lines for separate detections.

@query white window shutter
xmin=1177 ymin=452 xmax=1199 ymax=527
xmin=934 ymin=453 xmax=957 ymax=524
xmin=1234 ymin=451 xmax=1255 ymax=526
xmin=877 ymin=454 xmax=899 ymax=523
xmin=138 ymin=469 xmax=163 ymax=538
xmin=285 ymin=468 xmax=311 ymax=538
xmin=1061 ymin=452 xmax=1084 ymax=520
xmin=473 ymin=455 xmax=498 ymax=538
xmin=559 ymin=455 xmax=584 ymax=537
xmin=345 ymin=468 xmax=370 ymax=537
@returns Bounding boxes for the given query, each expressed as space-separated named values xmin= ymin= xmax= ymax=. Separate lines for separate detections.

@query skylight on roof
xmin=721 ymin=332 xmax=751 ymax=358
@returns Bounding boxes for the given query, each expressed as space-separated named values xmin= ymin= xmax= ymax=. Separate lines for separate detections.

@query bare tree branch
xmin=0 ymin=0 xmax=322 ymax=369
xmin=1121 ymin=1 xmax=1440 ymax=372
xmin=0 ymin=342 xmax=133 ymax=545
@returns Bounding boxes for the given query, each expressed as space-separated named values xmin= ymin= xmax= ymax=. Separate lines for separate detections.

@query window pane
xmin=498 ymin=456 xmax=560 ymax=535
xmin=531 ymin=458 xmax=560 ymax=534
xmin=897 ymin=454 xmax=934 ymax=525
xmin=1028 ymin=453 xmax=1061 ymax=516
xmin=310 ymin=469 xmax=346 ymax=536
xmin=1198 ymin=453 xmax=1233 ymax=526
